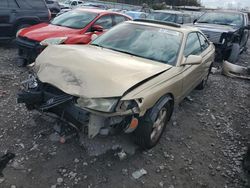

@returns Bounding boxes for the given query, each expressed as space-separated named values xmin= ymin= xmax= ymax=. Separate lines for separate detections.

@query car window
xmin=183 ymin=15 xmax=191 ymax=23
xmin=114 ymin=15 xmax=126 ymax=25
xmin=46 ymin=0 xmax=54 ymax=4
xmin=0 ymin=0 xmax=8 ymax=8
xmin=148 ymin=12 xmax=176 ymax=22
xmin=92 ymin=23 xmax=183 ymax=66
xmin=71 ymin=1 xmax=77 ymax=6
xmin=198 ymin=33 xmax=209 ymax=52
xmin=184 ymin=32 xmax=201 ymax=57
xmin=95 ymin=15 xmax=113 ymax=29
xmin=176 ymin=15 xmax=183 ymax=24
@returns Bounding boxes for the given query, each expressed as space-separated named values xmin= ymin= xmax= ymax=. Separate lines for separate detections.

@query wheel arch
xmin=146 ymin=93 xmax=174 ymax=123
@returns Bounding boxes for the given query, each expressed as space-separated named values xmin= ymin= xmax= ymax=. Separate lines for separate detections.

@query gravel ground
xmin=0 ymin=40 xmax=249 ymax=188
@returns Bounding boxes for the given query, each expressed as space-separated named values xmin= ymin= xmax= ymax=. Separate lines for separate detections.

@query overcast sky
xmin=201 ymin=0 xmax=250 ymax=8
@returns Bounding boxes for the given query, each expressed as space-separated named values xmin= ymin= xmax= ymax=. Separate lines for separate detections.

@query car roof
xmin=74 ymin=8 xmax=130 ymax=17
xmin=128 ymin=20 xmax=200 ymax=34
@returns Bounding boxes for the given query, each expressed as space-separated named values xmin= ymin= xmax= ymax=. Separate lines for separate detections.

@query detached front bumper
xmin=17 ymin=82 xmax=137 ymax=138
xmin=222 ymin=61 xmax=250 ymax=80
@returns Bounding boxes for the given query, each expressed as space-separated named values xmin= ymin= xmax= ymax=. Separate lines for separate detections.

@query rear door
xmin=0 ymin=0 xmax=12 ymax=38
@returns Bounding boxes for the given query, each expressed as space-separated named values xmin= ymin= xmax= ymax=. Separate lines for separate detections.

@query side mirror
xmin=182 ymin=55 xmax=202 ymax=66
xmin=91 ymin=25 xmax=104 ymax=32
xmin=193 ymin=19 xmax=197 ymax=24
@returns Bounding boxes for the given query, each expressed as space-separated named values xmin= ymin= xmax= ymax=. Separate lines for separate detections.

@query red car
xmin=16 ymin=8 xmax=131 ymax=65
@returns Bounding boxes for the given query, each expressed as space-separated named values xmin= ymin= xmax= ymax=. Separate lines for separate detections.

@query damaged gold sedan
xmin=18 ymin=20 xmax=215 ymax=149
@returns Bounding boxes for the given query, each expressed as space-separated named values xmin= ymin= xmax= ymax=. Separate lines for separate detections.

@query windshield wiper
xmin=106 ymin=48 xmax=145 ymax=58
xmin=104 ymin=47 xmax=169 ymax=64
xmin=214 ymin=22 xmax=233 ymax=26
xmin=91 ymin=44 xmax=104 ymax=48
xmin=197 ymin=21 xmax=209 ymax=23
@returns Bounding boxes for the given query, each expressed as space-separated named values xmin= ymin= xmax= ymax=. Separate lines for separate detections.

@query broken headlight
xmin=21 ymin=73 xmax=38 ymax=90
xmin=116 ymin=100 xmax=140 ymax=113
xmin=77 ymin=98 xmax=119 ymax=112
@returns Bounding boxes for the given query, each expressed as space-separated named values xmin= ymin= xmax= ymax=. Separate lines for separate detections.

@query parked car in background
xmin=125 ymin=11 xmax=148 ymax=20
xmin=147 ymin=10 xmax=192 ymax=24
xmin=79 ymin=2 xmax=108 ymax=10
xmin=0 ymin=0 xmax=51 ymax=41
xmin=16 ymin=8 xmax=131 ymax=65
xmin=193 ymin=10 xmax=250 ymax=63
xmin=45 ymin=0 xmax=61 ymax=17
xmin=59 ymin=0 xmax=84 ymax=9
xmin=181 ymin=10 xmax=204 ymax=22
xmin=18 ymin=20 xmax=215 ymax=149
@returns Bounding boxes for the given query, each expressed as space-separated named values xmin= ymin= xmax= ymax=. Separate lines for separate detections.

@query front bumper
xmin=222 ymin=61 xmax=250 ymax=80
xmin=16 ymin=37 xmax=45 ymax=63
xmin=17 ymin=83 xmax=137 ymax=138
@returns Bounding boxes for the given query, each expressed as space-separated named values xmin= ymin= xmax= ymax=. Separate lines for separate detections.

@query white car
xmin=59 ymin=0 xmax=84 ymax=9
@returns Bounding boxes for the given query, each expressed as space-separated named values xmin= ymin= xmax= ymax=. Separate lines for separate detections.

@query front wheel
xmin=133 ymin=101 xmax=172 ymax=149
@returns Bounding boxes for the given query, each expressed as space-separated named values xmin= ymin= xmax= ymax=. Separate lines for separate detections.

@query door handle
xmin=12 ymin=10 xmax=17 ymax=13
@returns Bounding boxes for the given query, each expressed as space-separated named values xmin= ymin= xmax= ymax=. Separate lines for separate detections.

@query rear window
xmin=148 ymin=12 xmax=177 ymax=22
xmin=17 ymin=0 xmax=47 ymax=9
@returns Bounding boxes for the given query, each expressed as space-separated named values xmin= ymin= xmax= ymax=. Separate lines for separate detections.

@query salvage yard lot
xmin=0 ymin=40 xmax=249 ymax=188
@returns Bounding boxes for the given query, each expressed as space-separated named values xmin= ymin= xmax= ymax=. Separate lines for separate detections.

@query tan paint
xmin=35 ymin=44 xmax=172 ymax=98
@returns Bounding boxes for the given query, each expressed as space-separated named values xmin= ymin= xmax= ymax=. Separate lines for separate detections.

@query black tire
xmin=196 ymin=63 xmax=213 ymax=90
xmin=133 ymin=100 xmax=173 ymax=149
xmin=227 ymin=43 xmax=240 ymax=63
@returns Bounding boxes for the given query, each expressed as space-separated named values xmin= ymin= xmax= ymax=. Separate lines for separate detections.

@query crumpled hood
xmin=193 ymin=23 xmax=238 ymax=33
xmin=20 ymin=23 xmax=81 ymax=42
xmin=35 ymin=45 xmax=172 ymax=98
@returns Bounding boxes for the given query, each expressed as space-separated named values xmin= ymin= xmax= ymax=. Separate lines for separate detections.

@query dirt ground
xmin=0 ymin=40 xmax=249 ymax=188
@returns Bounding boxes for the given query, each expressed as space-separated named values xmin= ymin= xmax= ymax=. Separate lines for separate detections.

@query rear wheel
xmin=133 ymin=101 xmax=172 ymax=149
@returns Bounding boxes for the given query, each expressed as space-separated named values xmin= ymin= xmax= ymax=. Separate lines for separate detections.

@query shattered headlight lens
xmin=77 ymin=98 xmax=119 ymax=112
xmin=40 ymin=37 xmax=67 ymax=46
xmin=116 ymin=100 xmax=140 ymax=113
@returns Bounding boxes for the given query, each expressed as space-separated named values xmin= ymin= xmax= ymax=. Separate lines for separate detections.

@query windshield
xmin=147 ymin=12 xmax=177 ymax=22
xmin=51 ymin=11 xmax=98 ymax=29
xmin=197 ymin=12 xmax=244 ymax=27
xmin=91 ymin=23 xmax=182 ymax=65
